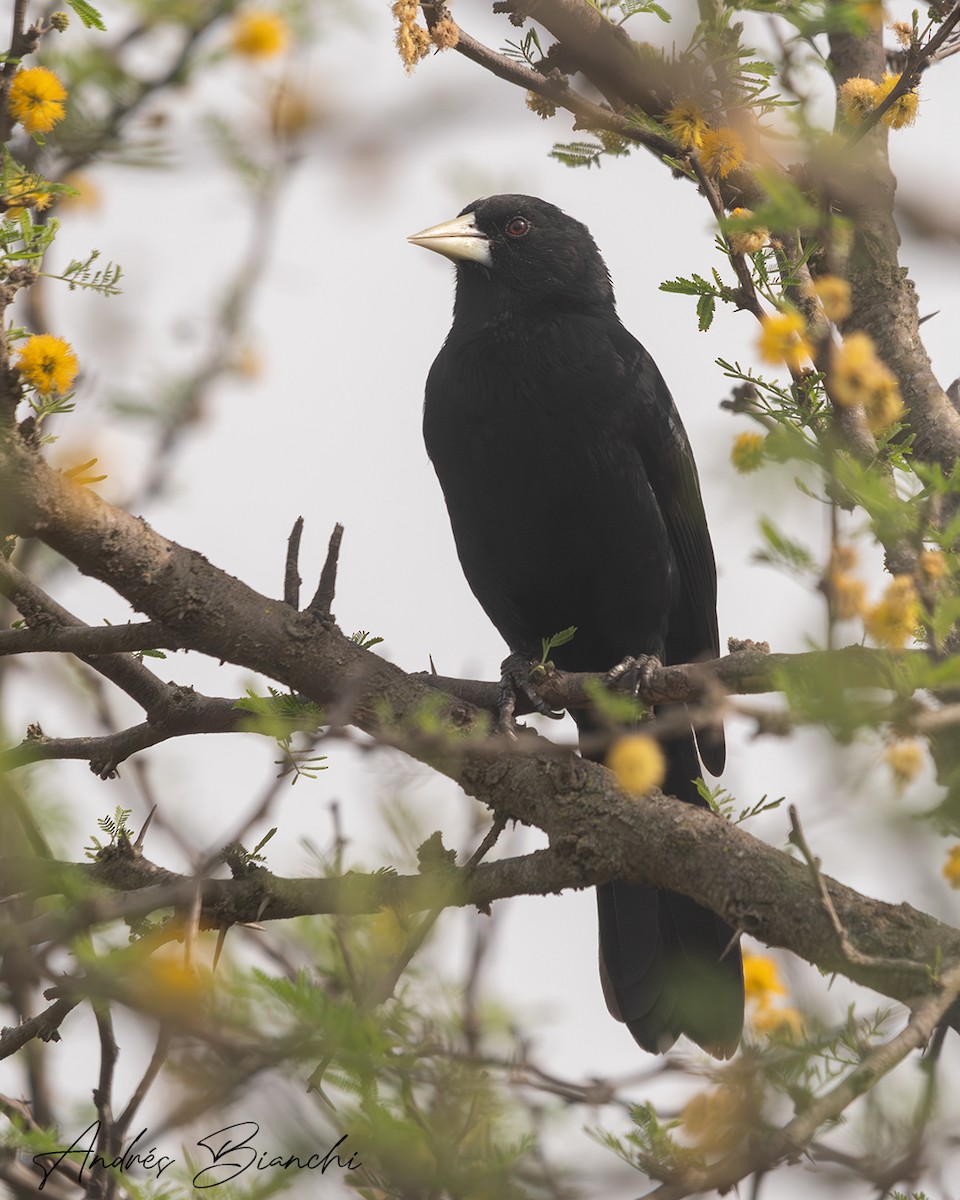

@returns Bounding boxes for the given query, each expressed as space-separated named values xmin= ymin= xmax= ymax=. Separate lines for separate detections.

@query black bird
xmin=409 ymin=194 xmax=743 ymax=1057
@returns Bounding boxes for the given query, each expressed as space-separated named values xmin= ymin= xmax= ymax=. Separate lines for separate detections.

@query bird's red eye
xmin=505 ymin=216 xmax=530 ymax=238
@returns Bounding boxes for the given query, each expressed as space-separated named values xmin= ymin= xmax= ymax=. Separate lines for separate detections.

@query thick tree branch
xmin=1 ymin=436 xmax=959 ymax=1020
xmin=426 ymin=642 xmax=939 ymax=713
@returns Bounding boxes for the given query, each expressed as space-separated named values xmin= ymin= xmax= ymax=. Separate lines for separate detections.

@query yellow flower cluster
xmin=863 ymin=575 xmax=920 ymax=650
xmin=891 ymin=21 xmax=912 ymax=49
xmin=15 ymin=334 xmax=79 ymax=396
xmin=681 ymin=1083 xmax=749 ymax=1154
xmin=919 ymin=549 xmax=947 ymax=581
xmin=829 ymin=332 xmax=903 ymax=432
xmin=838 ymin=73 xmax=919 ymax=130
xmin=812 ymin=275 xmax=852 ymax=323
xmin=876 ymin=72 xmax=920 ymax=129
xmin=129 ymin=953 xmax=210 ymax=1019
xmin=230 ymin=9 xmax=288 ymax=58
xmin=392 ymin=0 xmax=431 ymax=72
xmin=2 ymin=170 xmax=54 ymax=218
xmin=730 ymin=431 xmax=765 ymax=474
xmin=838 ymin=77 xmax=879 ymax=124
xmin=825 ymin=544 xmax=866 ymax=620
xmin=661 ymin=101 xmax=748 ymax=179
xmin=700 ymin=127 xmax=746 ymax=178
xmin=664 ymin=100 xmax=707 ymax=150
xmin=742 ymin=951 xmax=803 ymax=1039
xmin=606 ymin=734 xmax=666 ymax=797
xmin=726 ymin=208 xmax=769 ymax=257
xmin=7 ymin=66 xmax=67 ymax=134
xmin=883 ymin=740 xmax=925 ymax=791
xmin=526 ymin=91 xmax=558 ymax=120
xmin=944 ymin=846 xmax=960 ymax=889
xmin=855 ymin=0 xmax=884 ymax=27
xmin=757 ymin=311 xmax=812 ymax=370
xmin=430 ymin=17 xmax=458 ymax=49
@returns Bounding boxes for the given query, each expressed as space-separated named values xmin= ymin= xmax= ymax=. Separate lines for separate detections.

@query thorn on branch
xmin=307 ymin=523 xmax=344 ymax=619
xmin=284 ymin=516 xmax=304 ymax=609
xmin=134 ymin=805 xmax=156 ymax=850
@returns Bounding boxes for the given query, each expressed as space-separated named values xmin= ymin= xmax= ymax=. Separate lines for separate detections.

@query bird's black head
xmin=408 ymin=194 xmax=615 ymax=318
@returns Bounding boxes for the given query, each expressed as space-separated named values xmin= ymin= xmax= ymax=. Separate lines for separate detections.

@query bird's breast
xmin=423 ymin=322 xmax=676 ymax=662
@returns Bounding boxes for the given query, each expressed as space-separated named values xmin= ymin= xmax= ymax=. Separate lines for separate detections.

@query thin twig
xmin=845 ymin=3 xmax=960 ymax=147
xmin=788 ymin=804 xmax=932 ymax=978
xmin=647 ymin=961 xmax=960 ymax=1199
xmin=114 ymin=1028 xmax=172 ymax=1140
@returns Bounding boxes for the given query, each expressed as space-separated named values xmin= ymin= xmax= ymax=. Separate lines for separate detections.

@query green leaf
xmin=541 ymin=626 xmax=577 ymax=662
xmin=549 ymin=141 xmax=605 ymax=169
xmin=660 ymin=272 xmax=715 ymax=297
xmin=696 ymin=292 xmax=716 ymax=332
xmin=352 ymin=630 xmax=385 ymax=650
xmin=755 ymin=517 xmax=817 ymax=576
xmin=66 ymin=0 xmax=107 ymax=30
xmin=620 ymin=0 xmax=672 ymax=19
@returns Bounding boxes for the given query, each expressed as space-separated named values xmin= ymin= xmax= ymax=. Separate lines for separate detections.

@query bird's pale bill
xmin=407 ymin=211 xmax=492 ymax=267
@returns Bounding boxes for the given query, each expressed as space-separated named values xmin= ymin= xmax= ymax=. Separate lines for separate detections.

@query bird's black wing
xmin=611 ymin=323 xmax=725 ymax=775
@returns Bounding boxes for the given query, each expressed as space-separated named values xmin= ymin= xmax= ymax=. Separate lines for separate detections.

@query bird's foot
xmin=497 ymin=652 xmax=565 ymax=737
xmin=606 ymin=654 xmax=663 ymax=702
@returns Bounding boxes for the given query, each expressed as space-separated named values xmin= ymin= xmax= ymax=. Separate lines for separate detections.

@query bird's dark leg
xmin=497 ymin=651 xmax=565 ymax=736
xmin=606 ymin=654 xmax=663 ymax=704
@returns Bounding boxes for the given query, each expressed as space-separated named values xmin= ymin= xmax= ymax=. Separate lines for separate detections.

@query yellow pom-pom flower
xmin=7 ymin=67 xmax=67 ymax=134
xmin=681 ymin=1085 xmax=748 ymax=1154
xmin=731 ymin=431 xmax=765 ymax=474
xmin=128 ymin=954 xmax=210 ymax=1019
xmin=877 ymin=72 xmax=919 ymax=129
xmin=829 ymin=332 xmax=904 ymax=432
xmin=742 ymin=952 xmax=787 ymax=1003
xmin=891 ymin=21 xmax=912 ymax=49
xmin=825 ymin=545 xmax=867 ymax=620
xmin=752 ymin=1003 xmax=804 ymax=1038
xmin=813 ymin=275 xmax=852 ymax=323
xmin=2 ymin=171 xmax=54 ymax=218
xmin=944 ymin=846 xmax=960 ymax=889
xmin=606 ymin=734 xmax=666 ymax=797
xmin=430 ymin=17 xmax=458 ymax=49
xmin=392 ymin=0 xmax=430 ymax=72
xmin=726 ymin=208 xmax=769 ymax=256
xmin=757 ymin=311 xmax=813 ymax=370
xmin=919 ymin=549 xmax=947 ymax=582
xmin=699 ymin=127 xmax=746 ymax=178
xmin=838 ymin=76 xmax=881 ymax=125
xmin=884 ymin=740 xmax=924 ymax=791
xmin=664 ymin=100 xmax=707 ymax=150
xmin=828 ymin=573 xmax=867 ymax=620
xmin=863 ymin=575 xmax=920 ymax=650
xmin=230 ymin=9 xmax=288 ymax=58
xmin=15 ymin=334 xmax=79 ymax=396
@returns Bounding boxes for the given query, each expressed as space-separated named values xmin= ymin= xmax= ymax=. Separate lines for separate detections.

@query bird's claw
xmin=606 ymin=654 xmax=662 ymax=700
xmin=497 ymin=652 xmax=565 ymax=736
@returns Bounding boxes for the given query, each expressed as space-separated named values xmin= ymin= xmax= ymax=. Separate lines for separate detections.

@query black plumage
xmin=410 ymin=194 xmax=743 ymax=1057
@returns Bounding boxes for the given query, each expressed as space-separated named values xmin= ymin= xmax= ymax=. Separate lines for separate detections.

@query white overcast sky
xmin=5 ymin=1 xmax=960 ymax=1194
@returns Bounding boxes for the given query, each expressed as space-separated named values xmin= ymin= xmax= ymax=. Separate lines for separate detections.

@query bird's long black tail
xmin=590 ymin=720 xmax=743 ymax=1057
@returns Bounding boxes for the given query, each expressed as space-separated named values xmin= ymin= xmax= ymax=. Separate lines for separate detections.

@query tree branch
xmin=2 ymin=435 xmax=959 ymax=1021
